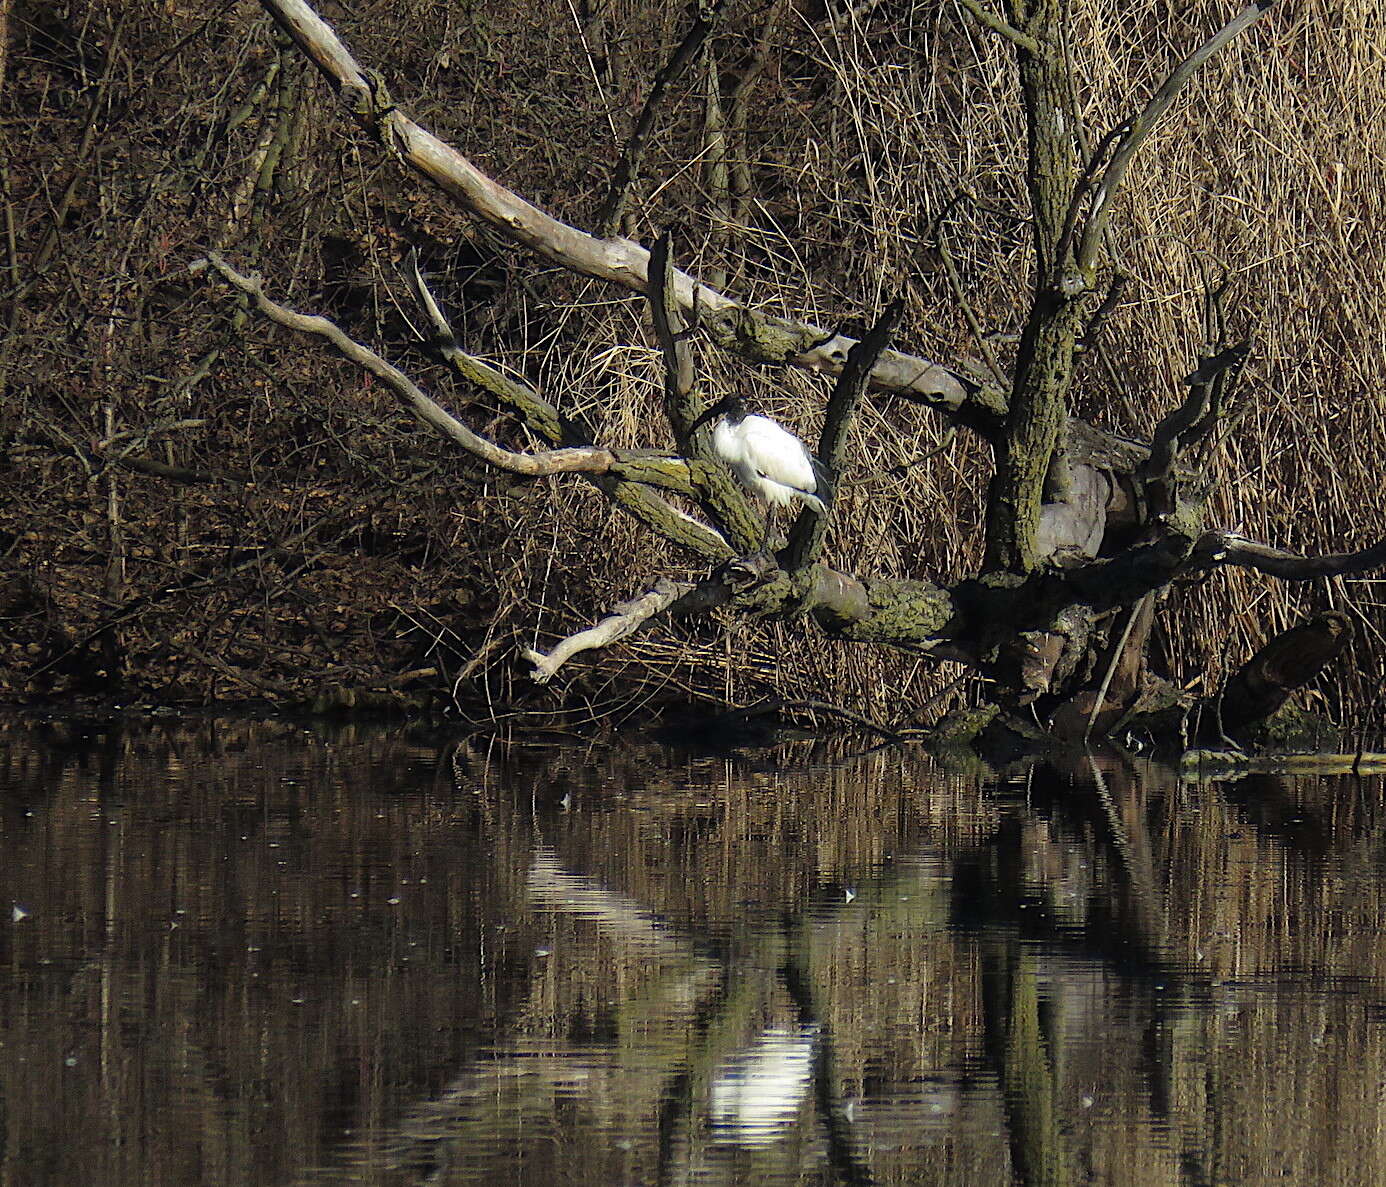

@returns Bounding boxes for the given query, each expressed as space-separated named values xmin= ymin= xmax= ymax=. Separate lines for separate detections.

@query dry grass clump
xmin=3 ymin=0 xmax=1384 ymax=722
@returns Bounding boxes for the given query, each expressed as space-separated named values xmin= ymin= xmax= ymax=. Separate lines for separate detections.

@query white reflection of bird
xmin=709 ymin=1025 xmax=819 ymax=1146
xmin=687 ymin=396 xmax=833 ymax=521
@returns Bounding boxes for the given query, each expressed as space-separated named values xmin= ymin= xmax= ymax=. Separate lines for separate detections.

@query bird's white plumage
xmin=712 ymin=413 xmax=826 ymax=515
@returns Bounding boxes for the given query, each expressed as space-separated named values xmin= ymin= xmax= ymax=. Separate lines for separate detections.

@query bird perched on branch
xmin=687 ymin=395 xmax=833 ymax=526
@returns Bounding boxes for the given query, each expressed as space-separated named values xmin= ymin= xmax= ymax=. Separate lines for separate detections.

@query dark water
xmin=3 ymin=717 xmax=1386 ymax=1185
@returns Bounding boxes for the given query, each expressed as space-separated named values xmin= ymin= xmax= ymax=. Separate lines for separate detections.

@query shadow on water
xmin=4 ymin=716 xmax=1386 ymax=1184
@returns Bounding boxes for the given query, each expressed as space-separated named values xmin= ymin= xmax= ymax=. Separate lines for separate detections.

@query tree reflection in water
xmin=1 ymin=717 xmax=1384 ymax=1185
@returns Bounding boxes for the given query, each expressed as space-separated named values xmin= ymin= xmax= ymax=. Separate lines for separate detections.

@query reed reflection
xmin=2 ymin=719 xmax=1386 ymax=1185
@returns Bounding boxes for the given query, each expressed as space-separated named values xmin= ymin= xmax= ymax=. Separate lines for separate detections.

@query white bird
xmin=688 ymin=396 xmax=833 ymax=526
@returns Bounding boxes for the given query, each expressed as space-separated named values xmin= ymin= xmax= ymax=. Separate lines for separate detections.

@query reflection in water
xmin=2 ymin=717 xmax=1386 ymax=1184
xmin=709 ymin=1025 xmax=818 ymax=1146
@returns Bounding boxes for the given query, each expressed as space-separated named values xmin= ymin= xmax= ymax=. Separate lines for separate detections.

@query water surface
xmin=2 ymin=716 xmax=1384 ymax=1184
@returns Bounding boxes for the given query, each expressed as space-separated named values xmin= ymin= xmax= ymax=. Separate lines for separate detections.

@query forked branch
xmin=1076 ymin=0 xmax=1278 ymax=271
xmin=403 ymin=249 xmax=575 ymax=445
xmin=402 ymin=250 xmax=735 ymax=560
xmin=197 ymin=253 xmax=617 ymax=477
xmin=523 ymin=578 xmax=689 ymax=682
xmin=197 ymin=253 xmax=739 ymax=559
xmin=1138 ymin=341 xmax=1248 ymax=517
xmin=647 ymin=231 xmax=762 ymax=554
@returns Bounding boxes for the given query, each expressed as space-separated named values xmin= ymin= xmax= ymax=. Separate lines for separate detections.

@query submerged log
xmin=1181 ymin=750 xmax=1386 ymax=779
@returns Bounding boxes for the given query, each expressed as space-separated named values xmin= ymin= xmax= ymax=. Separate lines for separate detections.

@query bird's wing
xmin=741 ymin=416 xmax=818 ymax=494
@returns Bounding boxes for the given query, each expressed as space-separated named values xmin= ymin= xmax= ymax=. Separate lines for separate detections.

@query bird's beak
xmin=686 ymin=397 xmax=731 ymax=438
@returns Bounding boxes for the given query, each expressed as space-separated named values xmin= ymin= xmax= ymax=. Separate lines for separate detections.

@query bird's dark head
xmin=686 ymin=394 xmax=746 ymax=437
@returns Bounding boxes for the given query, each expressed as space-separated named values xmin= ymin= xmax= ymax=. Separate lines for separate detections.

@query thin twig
xmin=1085 ymin=594 xmax=1146 ymax=741
xmin=844 ymin=427 xmax=957 ymax=488
xmin=598 ymin=0 xmax=727 ymax=236
xmin=933 ymin=199 xmax=1008 ymax=387
xmin=719 ymin=696 xmax=903 ymax=742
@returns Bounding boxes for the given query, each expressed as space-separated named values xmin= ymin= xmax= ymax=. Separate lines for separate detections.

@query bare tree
xmin=196 ymin=0 xmax=1380 ymax=743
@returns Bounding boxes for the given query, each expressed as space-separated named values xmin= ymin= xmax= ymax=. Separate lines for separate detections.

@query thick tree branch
xmin=648 ymin=230 xmax=705 ymax=448
xmin=783 ymin=300 xmax=900 ymax=574
xmin=668 ymin=552 xmax=969 ymax=658
xmin=523 ymin=577 xmax=689 ymax=682
xmin=818 ymin=301 xmax=902 ymax=477
xmin=519 ymin=545 xmax=975 ymax=687
xmin=255 ymin=0 xmax=1005 ymax=433
xmin=647 ymin=232 xmax=762 ymax=553
xmin=403 ymin=250 xmax=733 ymax=559
xmin=1216 ymin=611 xmax=1352 ymax=736
xmin=1138 ymin=341 xmax=1247 ymax=518
xmin=404 ymin=249 xmax=573 ymax=443
xmin=1192 ymin=531 xmax=1386 ymax=581
xmin=997 ymin=521 xmax=1386 ymax=650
